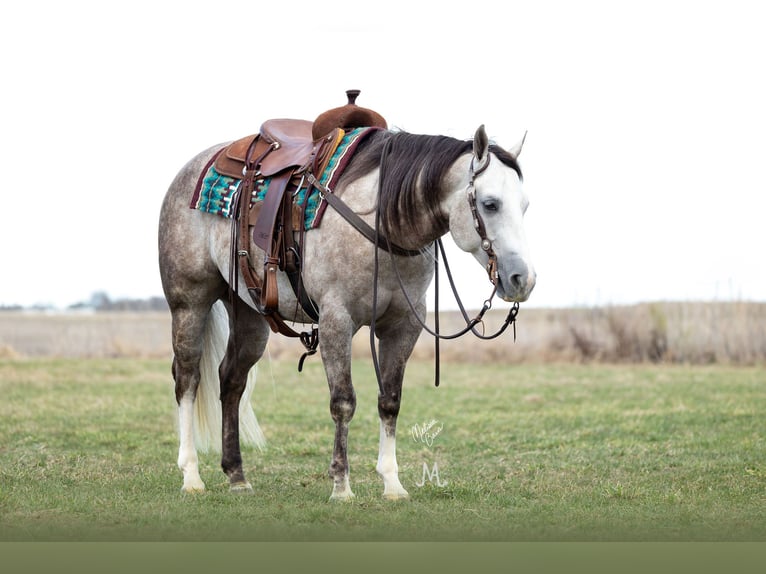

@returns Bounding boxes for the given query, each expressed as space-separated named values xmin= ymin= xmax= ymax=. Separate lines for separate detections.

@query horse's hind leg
xmin=171 ymin=302 xmax=212 ymax=493
xmin=375 ymin=317 xmax=423 ymax=500
xmin=218 ymin=298 xmax=270 ymax=493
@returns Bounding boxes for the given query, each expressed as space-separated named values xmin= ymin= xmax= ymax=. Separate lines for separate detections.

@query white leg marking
xmin=329 ymin=474 xmax=355 ymax=502
xmin=376 ymin=421 xmax=409 ymax=500
xmin=178 ymin=393 xmax=205 ymax=492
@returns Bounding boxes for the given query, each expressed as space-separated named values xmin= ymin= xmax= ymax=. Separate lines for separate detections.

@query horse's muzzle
xmin=499 ymin=264 xmax=536 ymax=302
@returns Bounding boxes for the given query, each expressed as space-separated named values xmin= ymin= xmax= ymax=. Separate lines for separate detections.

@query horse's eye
xmin=482 ymin=199 xmax=499 ymax=213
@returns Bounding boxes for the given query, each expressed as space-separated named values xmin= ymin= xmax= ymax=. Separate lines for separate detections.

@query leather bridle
xmin=363 ymin=141 xmax=520 ymax=390
xmin=466 ymin=154 xmax=499 ymax=287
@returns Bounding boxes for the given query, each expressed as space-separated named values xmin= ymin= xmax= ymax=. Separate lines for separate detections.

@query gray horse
xmin=158 ymin=123 xmax=535 ymax=500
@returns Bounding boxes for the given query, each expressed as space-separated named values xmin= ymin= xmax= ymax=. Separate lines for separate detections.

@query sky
xmin=1 ymin=0 xmax=764 ymax=310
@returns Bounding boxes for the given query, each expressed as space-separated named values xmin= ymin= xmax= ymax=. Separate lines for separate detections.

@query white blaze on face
xmin=447 ymin=151 xmax=536 ymax=302
xmin=479 ymin=166 xmax=536 ymax=301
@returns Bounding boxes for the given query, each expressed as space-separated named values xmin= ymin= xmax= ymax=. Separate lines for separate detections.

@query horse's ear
xmin=473 ymin=124 xmax=489 ymax=164
xmin=509 ymin=131 xmax=528 ymax=159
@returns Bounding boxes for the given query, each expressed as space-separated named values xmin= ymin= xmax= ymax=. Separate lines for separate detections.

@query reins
xmin=366 ymin=139 xmax=520 ymax=391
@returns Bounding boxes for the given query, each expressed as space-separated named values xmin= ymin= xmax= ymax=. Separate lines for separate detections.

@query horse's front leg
xmin=375 ymin=316 xmax=423 ymax=500
xmin=319 ymin=310 xmax=357 ymax=501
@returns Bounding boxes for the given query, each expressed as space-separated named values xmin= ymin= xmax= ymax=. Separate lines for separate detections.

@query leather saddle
xmin=216 ymin=89 xmax=385 ymax=181
xmin=225 ymin=90 xmax=387 ymax=345
xmin=214 ymin=119 xmax=343 ymax=180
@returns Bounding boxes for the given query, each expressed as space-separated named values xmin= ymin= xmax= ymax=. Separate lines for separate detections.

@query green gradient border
xmin=3 ymin=543 xmax=765 ymax=574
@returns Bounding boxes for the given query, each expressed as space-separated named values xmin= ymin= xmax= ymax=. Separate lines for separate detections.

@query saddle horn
xmin=312 ymin=89 xmax=387 ymax=140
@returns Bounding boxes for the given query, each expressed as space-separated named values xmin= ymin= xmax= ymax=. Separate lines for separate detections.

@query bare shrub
xmin=647 ymin=304 xmax=669 ymax=362
xmin=606 ymin=308 xmax=643 ymax=361
xmin=569 ymin=326 xmax=599 ymax=361
xmin=0 ymin=344 xmax=22 ymax=359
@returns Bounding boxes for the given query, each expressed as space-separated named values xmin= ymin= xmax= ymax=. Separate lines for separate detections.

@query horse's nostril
xmin=510 ymin=273 xmax=525 ymax=290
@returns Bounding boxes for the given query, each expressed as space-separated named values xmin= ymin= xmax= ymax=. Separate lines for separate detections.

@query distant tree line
xmin=68 ymin=291 xmax=169 ymax=312
xmin=0 ymin=291 xmax=169 ymax=312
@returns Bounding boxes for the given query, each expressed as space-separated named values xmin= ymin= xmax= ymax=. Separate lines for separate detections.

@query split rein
xmin=366 ymin=140 xmax=520 ymax=390
xmin=375 ymin=236 xmax=520 ymax=389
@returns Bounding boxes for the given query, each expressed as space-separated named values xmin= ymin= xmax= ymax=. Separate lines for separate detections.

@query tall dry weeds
xmin=1 ymin=302 xmax=764 ymax=365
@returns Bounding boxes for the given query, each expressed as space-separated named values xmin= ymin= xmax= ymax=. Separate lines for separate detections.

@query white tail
xmin=193 ymin=300 xmax=266 ymax=452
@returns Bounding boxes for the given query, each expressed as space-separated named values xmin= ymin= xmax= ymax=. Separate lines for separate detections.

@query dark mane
xmin=489 ymin=144 xmax=523 ymax=180
xmin=340 ymin=130 xmax=522 ymax=237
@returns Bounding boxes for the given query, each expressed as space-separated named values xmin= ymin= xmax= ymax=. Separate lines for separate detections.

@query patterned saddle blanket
xmin=189 ymin=127 xmax=377 ymax=230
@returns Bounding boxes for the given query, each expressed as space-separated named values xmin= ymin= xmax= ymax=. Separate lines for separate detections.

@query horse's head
xmin=446 ymin=125 xmax=536 ymax=302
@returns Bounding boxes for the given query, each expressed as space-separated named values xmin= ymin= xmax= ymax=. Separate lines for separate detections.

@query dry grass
xmin=1 ymin=301 xmax=764 ymax=365
xmin=0 ymin=312 xmax=172 ymax=359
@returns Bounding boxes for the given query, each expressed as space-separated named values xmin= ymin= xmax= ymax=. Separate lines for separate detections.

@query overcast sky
xmin=1 ymin=0 xmax=764 ymax=309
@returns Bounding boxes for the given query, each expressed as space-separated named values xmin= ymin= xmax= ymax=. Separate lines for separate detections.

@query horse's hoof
xmin=329 ymin=491 xmax=356 ymax=503
xmin=382 ymin=491 xmax=410 ymax=501
xmin=181 ymin=484 xmax=206 ymax=494
xmin=181 ymin=478 xmax=206 ymax=493
xmin=230 ymin=481 xmax=254 ymax=494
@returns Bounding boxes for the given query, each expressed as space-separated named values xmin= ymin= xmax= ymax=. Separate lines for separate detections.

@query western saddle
xmin=223 ymin=90 xmax=387 ymax=361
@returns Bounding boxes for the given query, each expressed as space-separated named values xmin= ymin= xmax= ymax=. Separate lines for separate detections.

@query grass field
xmin=1 ymin=357 xmax=764 ymax=541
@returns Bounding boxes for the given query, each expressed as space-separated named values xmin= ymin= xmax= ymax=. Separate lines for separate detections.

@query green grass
xmin=0 ymin=358 xmax=764 ymax=541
